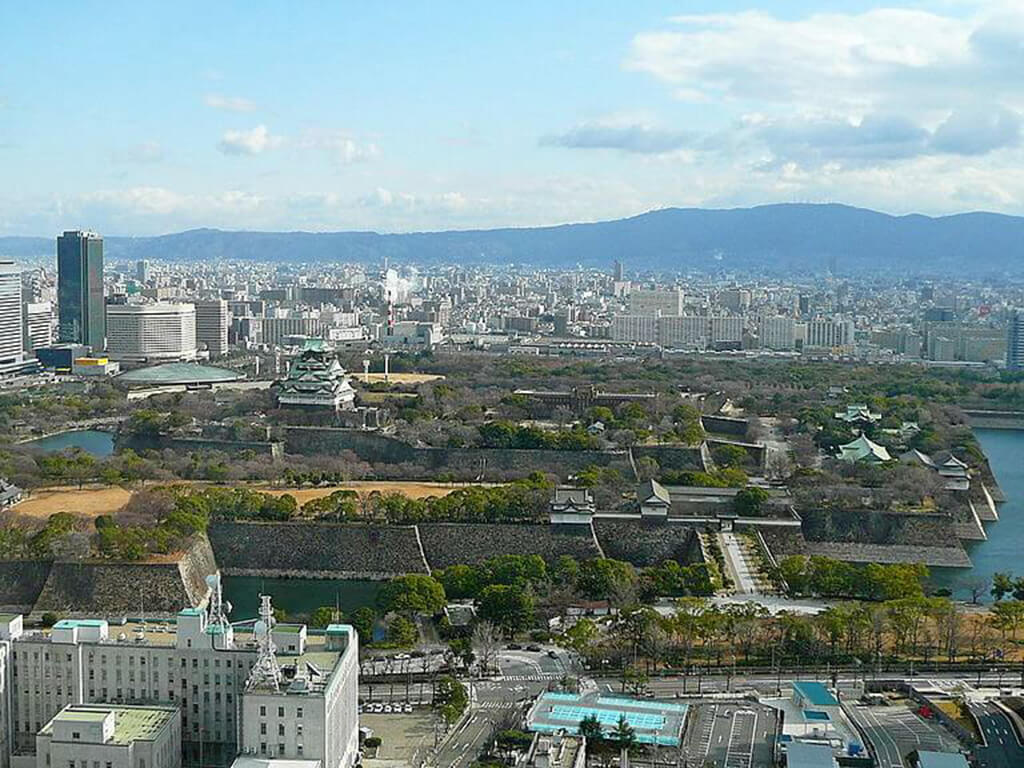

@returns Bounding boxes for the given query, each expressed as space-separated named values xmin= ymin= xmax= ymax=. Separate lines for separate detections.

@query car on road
xmin=527 ymin=644 xmax=542 ymax=652
xmin=547 ymin=650 xmax=558 ymax=658
xmin=403 ymin=703 xmax=413 ymax=713
xmin=507 ymin=643 xmax=522 ymax=650
xmin=383 ymin=705 xmax=393 ymax=714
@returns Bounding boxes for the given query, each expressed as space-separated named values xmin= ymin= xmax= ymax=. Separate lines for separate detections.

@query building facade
xmin=0 ymin=264 xmax=26 ymax=374
xmin=628 ymin=288 xmax=684 ymax=316
xmin=106 ymin=304 xmax=197 ymax=363
xmin=23 ymin=303 xmax=53 ymax=355
xmin=57 ymin=232 xmax=105 ymax=349
xmin=0 ymin=585 xmax=359 ymax=768
xmin=1006 ymin=310 xmax=1024 ymax=370
xmin=194 ymin=301 xmax=229 ymax=358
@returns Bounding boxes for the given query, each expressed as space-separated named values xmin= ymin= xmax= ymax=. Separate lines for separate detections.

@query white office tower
xmin=0 ymin=263 xmax=26 ymax=374
xmin=629 ymin=288 xmax=684 ymax=316
xmin=137 ymin=260 xmax=151 ymax=283
xmin=0 ymin=583 xmax=360 ymax=768
xmin=758 ymin=315 xmax=796 ymax=350
xmin=195 ymin=299 xmax=229 ymax=357
xmin=1007 ymin=309 xmax=1024 ymax=370
xmin=23 ymin=302 xmax=53 ymax=354
xmin=106 ymin=303 xmax=197 ymax=362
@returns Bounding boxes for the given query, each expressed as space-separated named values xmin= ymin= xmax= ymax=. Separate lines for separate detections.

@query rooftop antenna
xmin=206 ymin=572 xmax=232 ymax=638
xmin=247 ymin=594 xmax=281 ymax=691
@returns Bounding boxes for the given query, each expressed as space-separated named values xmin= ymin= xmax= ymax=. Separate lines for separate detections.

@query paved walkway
xmin=720 ymin=532 xmax=760 ymax=595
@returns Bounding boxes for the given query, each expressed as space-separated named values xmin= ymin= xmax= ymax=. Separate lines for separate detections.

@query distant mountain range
xmin=2 ymin=203 xmax=1022 ymax=274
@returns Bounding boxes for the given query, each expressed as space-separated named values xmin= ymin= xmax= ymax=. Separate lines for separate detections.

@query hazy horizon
xmin=5 ymin=2 xmax=1024 ymax=237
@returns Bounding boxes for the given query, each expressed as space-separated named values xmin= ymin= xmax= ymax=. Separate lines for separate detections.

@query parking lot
xmin=682 ymin=702 xmax=777 ymax=768
xmin=844 ymin=699 xmax=962 ymax=768
xmin=360 ymin=711 xmax=436 ymax=765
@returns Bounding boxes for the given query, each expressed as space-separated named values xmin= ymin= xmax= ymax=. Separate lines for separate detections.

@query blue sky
xmin=2 ymin=1 xmax=1021 ymax=235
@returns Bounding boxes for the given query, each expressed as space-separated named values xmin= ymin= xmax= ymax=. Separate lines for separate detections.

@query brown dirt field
xmin=13 ymin=485 xmax=134 ymax=520
xmin=258 ymin=481 xmax=496 ymax=503
xmin=9 ymin=480 xmax=497 ymax=521
xmin=356 ymin=373 xmax=444 ymax=384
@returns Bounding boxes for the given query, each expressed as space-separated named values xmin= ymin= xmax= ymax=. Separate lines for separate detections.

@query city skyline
xmin=4 ymin=1 xmax=1024 ymax=236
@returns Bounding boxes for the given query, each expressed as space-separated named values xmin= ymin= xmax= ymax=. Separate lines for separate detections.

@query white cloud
xmin=298 ymin=131 xmax=379 ymax=165
xmin=204 ymin=93 xmax=256 ymax=112
xmin=217 ymin=125 xmax=283 ymax=155
xmin=540 ymin=119 xmax=697 ymax=154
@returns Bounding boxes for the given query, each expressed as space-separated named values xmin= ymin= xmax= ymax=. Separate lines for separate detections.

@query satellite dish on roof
xmin=206 ymin=574 xmax=219 ymax=588
xmin=254 ymin=620 xmax=268 ymax=638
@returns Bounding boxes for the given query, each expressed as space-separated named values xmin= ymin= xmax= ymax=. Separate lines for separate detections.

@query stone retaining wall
xmin=417 ymin=523 xmax=601 ymax=568
xmin=0 ymin=560 xmax=51 ymax=611
xmin=592 ymin=520 xmax=701 ymax=566
xmin=207 ymin=521 xmax=428 ymax=577
xmin=32 ymin=538 xmax=217 ymax=616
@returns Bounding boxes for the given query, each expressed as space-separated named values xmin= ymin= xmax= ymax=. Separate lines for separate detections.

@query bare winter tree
xmin=472 ymin=621 xmax=502 ymax=675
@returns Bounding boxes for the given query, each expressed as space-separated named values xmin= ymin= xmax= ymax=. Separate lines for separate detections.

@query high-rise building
xmin=629 ymin=288 xmax=684 ymax=316
xmin=612 ymin=259 xmax=623 ymax=281
xmin=22 ymin=301 xmax=53 ymax=354
xmin=758 ymin=315 xmax=796 ymax=351
xmin=57 ymin=230 xmax=105 ymax=348
xmin=106 ymin=303 xmax=197 ymax=362
xmin=195 ymin=299 xmax=229 ymax=357
xmin=136 ymin=259 xmax=151 ymax=283
xmin=1007 ymin=310 xmax=1024 ymax=370
xmin=0 ymin=263 xmax=25 ymax=374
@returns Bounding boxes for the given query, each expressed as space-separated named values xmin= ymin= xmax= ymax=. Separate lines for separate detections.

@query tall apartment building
xmin=657 ymin=316 xmax=709 ymax=348
xmin=23 ymin=302 xmax=53 ymax=354
xmin=0 ymin=585 xmax=359 ymax=768
xmin=803 ymin=317 xmax=855 ymax=348
xmin=610 ymin=315 xmax=657 ymax=344
xmin=194 ymin=300 xmax=229 ymax=357
xmin=0 ymin=263 xmax=26 ymax=374
xmin=105 ymin=304 xmax=197 ymax=362
xmin=629 ymin=288 xmax=684 ymax=316
xmin=758 ymin=316 xmax=796 ymax=351
xmin=57 ymin=231 xmax=105 ymax=348
xmin=1007 ymin=310 xmax=1024 ymax=370
xmin=137 ymin=260 xmax=151 ymax=283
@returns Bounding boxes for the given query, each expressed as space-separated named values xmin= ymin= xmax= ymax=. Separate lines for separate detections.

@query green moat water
xmin=25 ymin=429 xmax=115 ymax=457
xmin=932 ymin=428 xmax=1024 ymax=599
xmin=222 ymin=575 xmax=382 ymax=621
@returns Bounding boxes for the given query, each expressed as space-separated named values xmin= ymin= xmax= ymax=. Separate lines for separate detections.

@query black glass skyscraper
xmin=57 ymin=230 xmax=105 ymax=348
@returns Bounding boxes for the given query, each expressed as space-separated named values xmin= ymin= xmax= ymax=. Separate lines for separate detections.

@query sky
xmin=3 ymin=0 xmax=1024 ymax=236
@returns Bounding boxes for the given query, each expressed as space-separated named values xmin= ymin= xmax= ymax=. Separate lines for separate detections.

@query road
xmin=433 ymin=648 xmax=574 ymax=768
xmin=969 ymin=701 xmax=1024 ymax=768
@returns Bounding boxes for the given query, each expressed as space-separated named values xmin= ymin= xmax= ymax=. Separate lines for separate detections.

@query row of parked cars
xmin=359 ymin=702 xmax=416 ymax=715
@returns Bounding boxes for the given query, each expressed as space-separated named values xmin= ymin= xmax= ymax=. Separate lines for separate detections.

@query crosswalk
xmin=496 ymin=674 xmax=562 ymax=681
xmin=476 ymin=701 xmax=520 ymax=710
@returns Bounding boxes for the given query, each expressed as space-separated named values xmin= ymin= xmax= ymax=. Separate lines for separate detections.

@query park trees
xmin=477 ymin=585 xmax=535 ymax=636
xmin=376 ymin=574 xmax=446 ymax=616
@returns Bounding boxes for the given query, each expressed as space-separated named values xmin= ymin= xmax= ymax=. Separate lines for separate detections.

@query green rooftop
xmin=117 ymin=362 xmax=243 ymax=386
xmin=45 ymin=705 xmax=177 ymax=744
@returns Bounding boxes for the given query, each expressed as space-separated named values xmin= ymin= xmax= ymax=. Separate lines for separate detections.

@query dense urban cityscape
xmin=0 ymin=225 xmax=1018 ymax=768
xmin=9 ymin=2 xmax=1024 ymax=768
